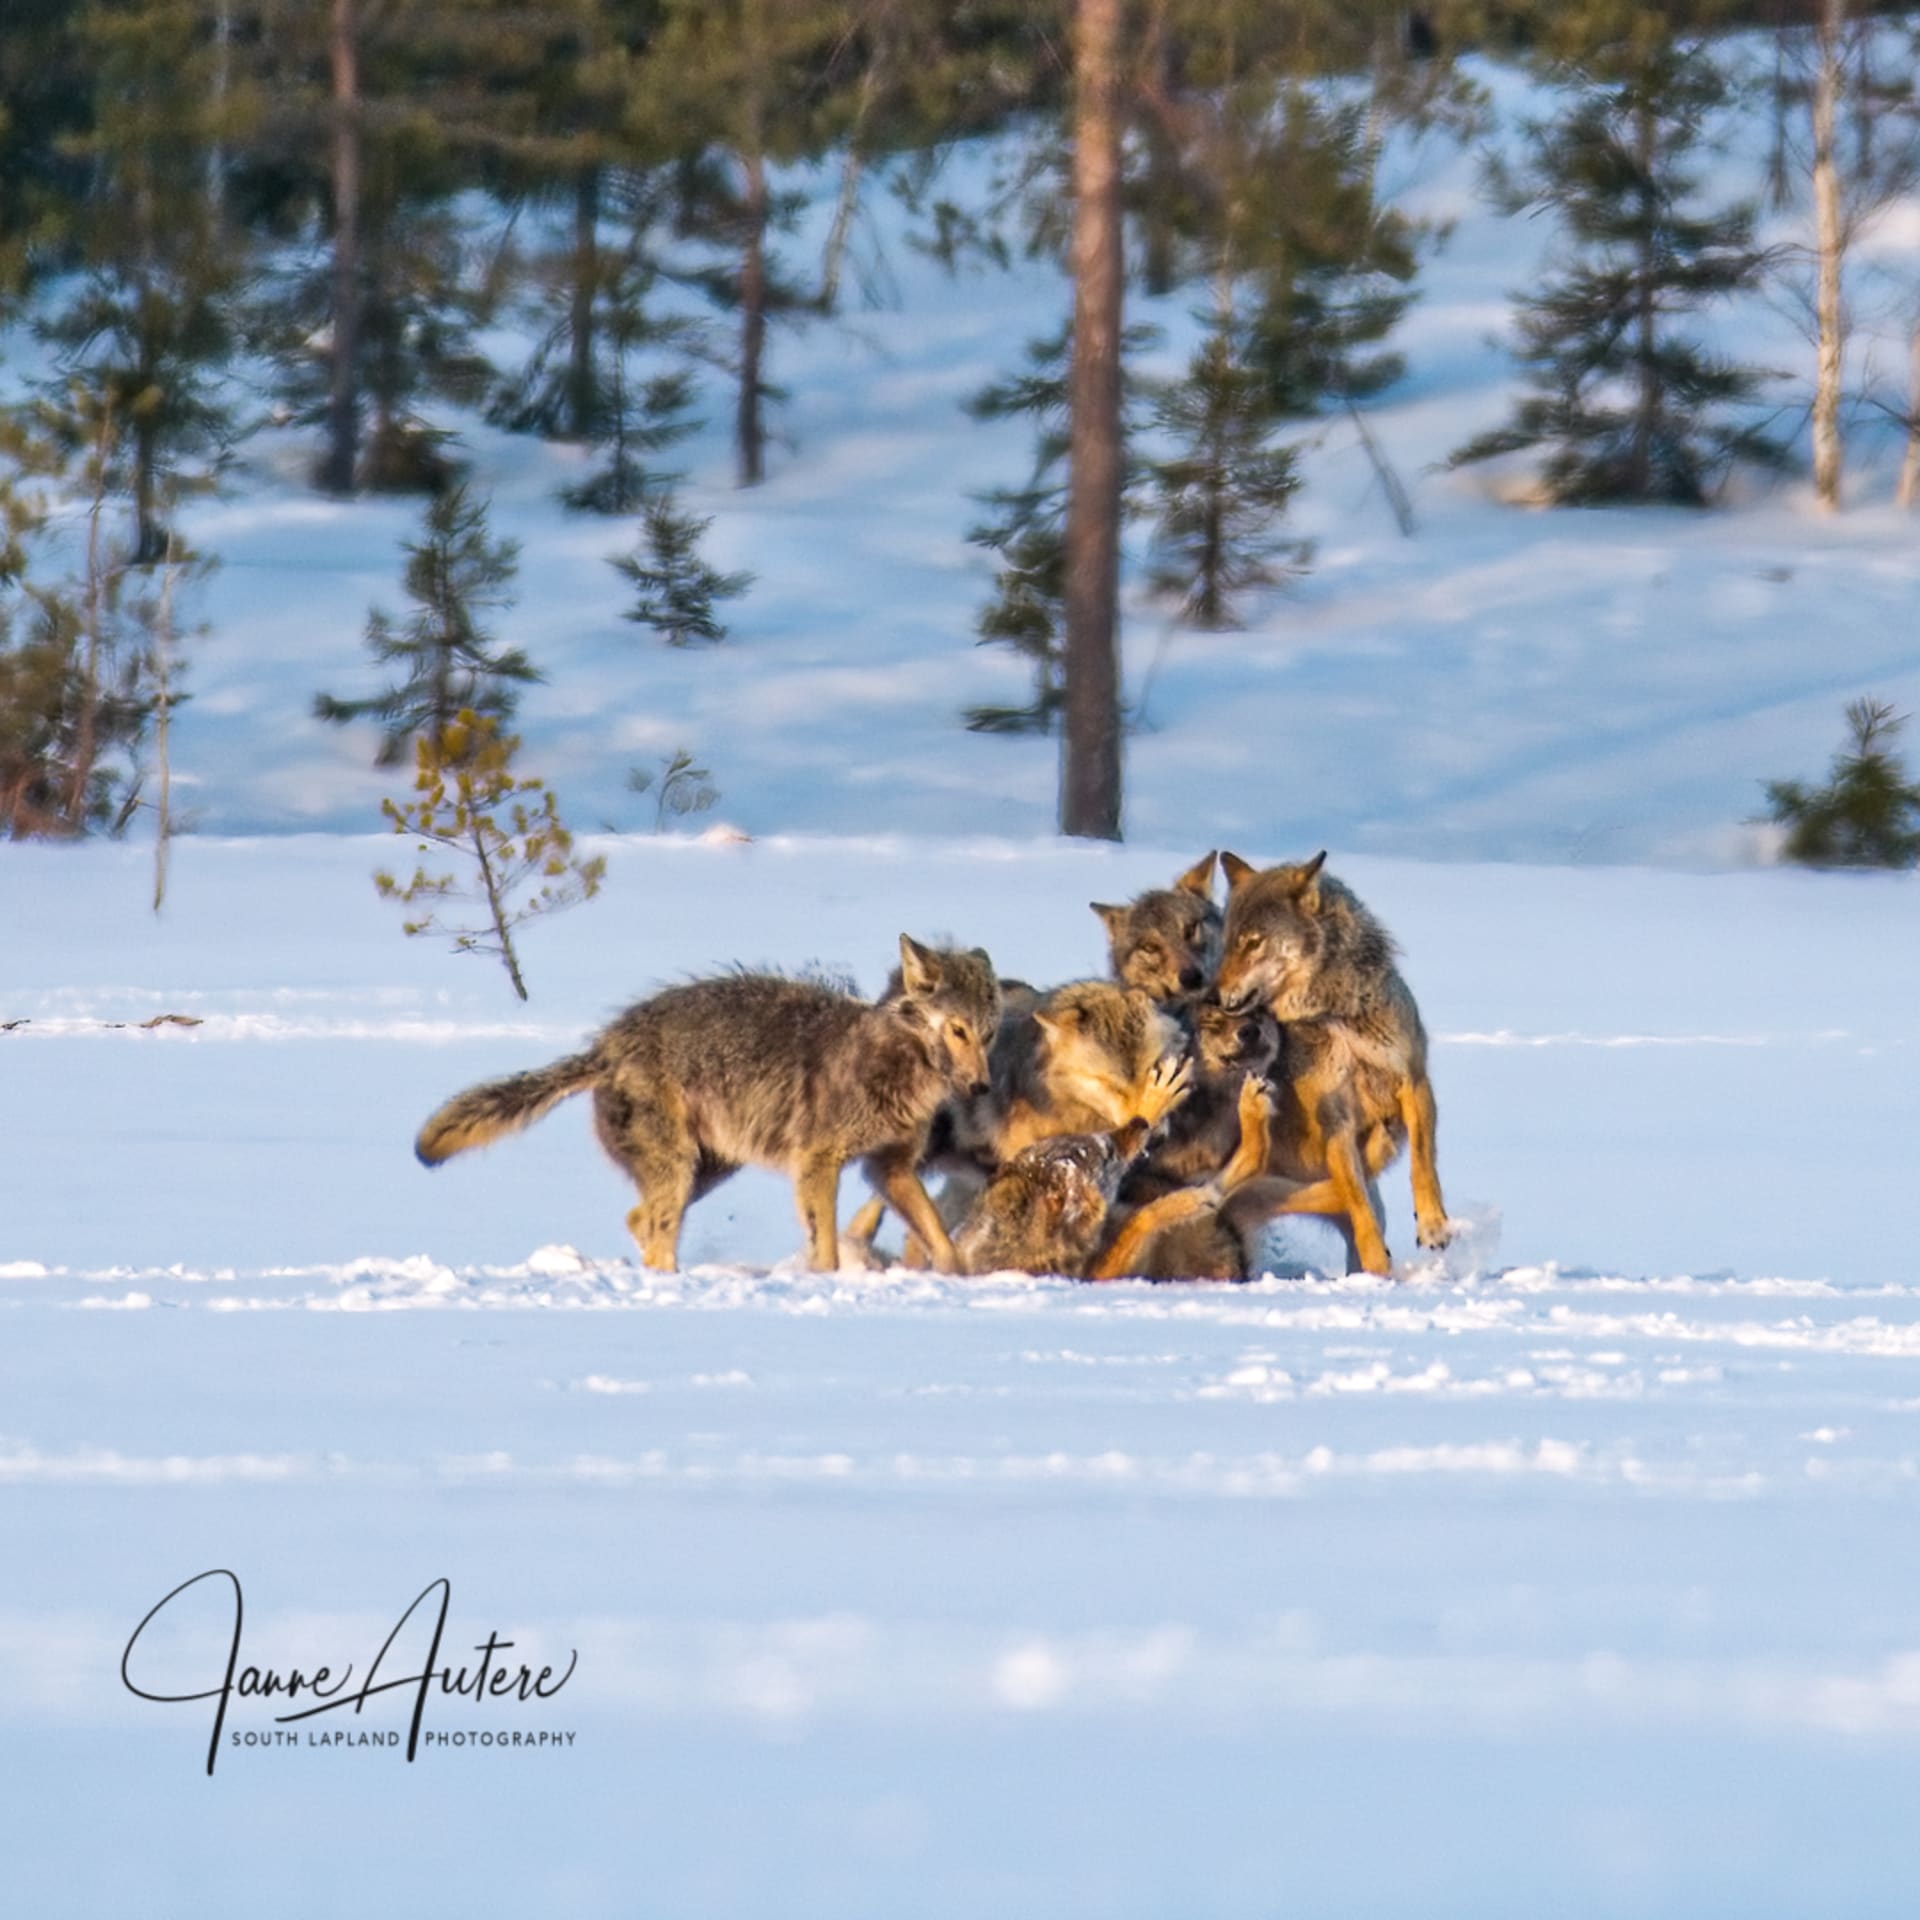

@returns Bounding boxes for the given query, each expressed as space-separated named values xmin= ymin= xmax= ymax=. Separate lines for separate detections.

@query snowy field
xmin=4 ymin=834 xmax=1917 ymax=1915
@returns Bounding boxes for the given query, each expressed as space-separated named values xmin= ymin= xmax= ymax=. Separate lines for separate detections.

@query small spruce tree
xmin=1147 ymin=313 xmax=1309 ymax=628
xmin=1765 ymin=698 xmax=1920 ymax=869
xmin=561 ymin=360 xmax=699 ymax=516
xmin=377 ymin=711 xmax=606 ymax=1001
xmin=1452 ymin=36 xmax=1780 ymax=506
xmin=963 ymin=321 xmax=1155 ymax=732
xmin=612 ymin=494 xmax=751 ymax=646
xmin=316 ymin=481 xmax=537 ymax=763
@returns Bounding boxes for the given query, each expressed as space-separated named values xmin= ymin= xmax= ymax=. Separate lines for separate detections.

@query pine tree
xmin=613 ymin=493 xmax=752 ymax=646
xmin=248 ymin=0 xmax=498 ymax=494
xmin=1765 ymin=698 xmax=1920 ymax=868
xmin=316 ymin=481 xmax=537 ymax=762
xmin=39 ymin=0 xmax=248 ymax=562
xmin=561 ymin=352 xmax=699 ymax=515
xmin=478 ymin=0 xmax=655 ymax=446
xmin=642 ymin=0 xmax=848 ymax=488
xmin=1147 ymin=311 xmax=1308 ymax=628
xmin=963 ymin=319 xmax=1154 ymax=733
xmin=1452 ymin=31 xmax=1781 ymax=506
xmin=377 ymin=710 xmax=605 ymax=1001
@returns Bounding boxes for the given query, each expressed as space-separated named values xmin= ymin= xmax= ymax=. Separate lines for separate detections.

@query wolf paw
xmin=1138 ymin=1052 xmax=1194 ymax=1125
xmin=1416 ymin=1212 xmax=1458 ymax=1251
xmin=1237 ymin=1073 xmax=1276 ymax=1129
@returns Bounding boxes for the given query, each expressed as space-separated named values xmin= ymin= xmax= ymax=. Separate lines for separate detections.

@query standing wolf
xmin=1211 ymin=852 xmax=1452 ymax=1275
xmin=1092 ymin=851 xmax=1222 ymax=1007
xmin=415 ymin=937 xmax=1001 ymax=1272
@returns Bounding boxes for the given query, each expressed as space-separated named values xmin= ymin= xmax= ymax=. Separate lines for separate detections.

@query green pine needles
xmin=1766 ymin=699 xmax=1920 ymax=870
xmin=1453 ymin=39 xmax=1781 ymax=507
xmin=316 ymin=481 xmax=538 ymax=764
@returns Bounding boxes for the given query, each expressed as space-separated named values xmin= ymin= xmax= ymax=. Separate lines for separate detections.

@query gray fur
xmin=416 ymin=938 xmax=1001 ymax=1271
xmin=1092 ymin=852 xmax=1223 ymax=1009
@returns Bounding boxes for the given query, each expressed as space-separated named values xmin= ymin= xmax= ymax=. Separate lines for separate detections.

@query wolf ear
xmin=1291 ymin=850 xmax=1327 ymax=909
xmin=1091 ymin=901 xmax=1128 ymax=939
xmin=1220 ymin=851 xmax=1259 ymax=897
xmin=1175 ymin=851 xmax=1218 ymax=899
xmin=898 ymin=934 xmax=942 ymax=995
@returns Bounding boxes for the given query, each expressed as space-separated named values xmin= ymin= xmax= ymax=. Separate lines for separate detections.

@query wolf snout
xmin=1178 ymin=964 xmax=1204 ymax=992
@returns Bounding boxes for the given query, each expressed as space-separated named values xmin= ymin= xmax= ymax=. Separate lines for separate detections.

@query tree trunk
xmin=736 ymin=146 xmax=768 ymax=487
xmin=472 ymin=817 xmax=529 ymax=1001
xmin=1811 ymin=0 xmax=1846 ymax=512
xmin=152 ymin=535 xmax=178 ymax=913
xmin=567 ymin=165 xmax=600 ymax=441
xmin=1898 ymin=317 xmax=1920 ymax=509
xmin=1059 ymin=0 xmax=1125 ymax=842
xmin=322 ymin=0 xmax=362 ymax=496
xmin=66 ymin=405 xmax=115 ymax=834
xmin=1631 ymin=99 xmax=1658 ymax=500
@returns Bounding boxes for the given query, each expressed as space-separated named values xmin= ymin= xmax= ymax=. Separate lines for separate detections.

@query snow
xmin=7 ymin=37 xmax=1920 ymax=1915
xmin=3 ymin=833 xmax=1916 ymax=1915
xmin=9 ymin=60 xmax=1920 ymax=862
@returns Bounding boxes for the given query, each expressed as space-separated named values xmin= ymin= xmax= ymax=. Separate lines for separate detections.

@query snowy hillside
xmin=8 ymin=57 xmax=1920 ymax=860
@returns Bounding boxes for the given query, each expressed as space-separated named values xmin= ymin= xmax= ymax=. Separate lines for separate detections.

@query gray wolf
xmin=954 ymin=1065 xmax=1274 ymax=1281
xmin=1119 ymin=997 xmax=1283 ymax=1279
xmin=845 ymin=977 xmax=1188 ymax=1262
xmin=1210 ymin=851 xmax=1451 ymax=1275
xmin=416 ymin=937 xmax=1001 ymax=1272
xmin=1093 ymin=851 xmax=1222 ymax=1007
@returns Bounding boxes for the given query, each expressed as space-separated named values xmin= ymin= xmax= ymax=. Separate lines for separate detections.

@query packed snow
xmin=3 ymin=835 xmax=1916 ymax=1915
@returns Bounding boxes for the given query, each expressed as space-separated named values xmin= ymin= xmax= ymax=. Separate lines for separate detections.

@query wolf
xmin=844 ymin=978 xmax=1187 ymax=1262
xmin=1210 ymin=851 xmax=1452 ymax=1275
xmin=1118 ymin=997 xmax=1283 ymax=1280
xmin=1092 ymin=851 xmax=1222 ymax=1008
xmin=954 ymin=1064 xmax=1274 ymax=1282
xmin=415 ymin=936 xmax=1001 ymax=1273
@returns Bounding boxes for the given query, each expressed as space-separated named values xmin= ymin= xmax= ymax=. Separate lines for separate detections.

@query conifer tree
xmin=1765 ymin=697 xmax=1920 ymax=868
xmin=377 ymin=710 xmax=605 ymax=1001
xmin=1452 ymin=29 xmax=1780 ymax=506
xmin=642 ymin=0 xmax=847 ymax=487
xmin=1146 ymin=310 xmax=1308 ymax=628
xmin=250 ymin=0 xmax=497 ymax=493
xmin=963 ymin=320 xmax=1153 ymax=733
xmin=316 ymin=481 xmax=537 ymax=762
xmin=40 ymin=0 xmax=248 ymax=562
xmin=613 ymin=493 xmax=752 ymax=646
xmin=561 ymin=349 xmax=699 ymax=516
xmin=479 ymin=0 xmax=656 ymax=446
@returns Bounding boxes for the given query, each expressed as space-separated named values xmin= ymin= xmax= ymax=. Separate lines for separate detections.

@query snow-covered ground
xmin=8 ymin=38 xmax=1920 ymax=1912
xmin=4 ymin=836 xmax=1916 ymax=1914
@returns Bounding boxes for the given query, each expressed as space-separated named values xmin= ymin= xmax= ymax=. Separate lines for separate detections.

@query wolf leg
xmin=794 ymin=1152 xmax=845 ymax=1271
xmin=1093 ymin=1077 xmax=1273 ymax=1281
xmin=867 ymin=1148 xmax=960 ymax=1275
xmin=596 ymin=1078 xmax=696 ymax=1270
xmin=1325 ymin=1129 xmax=1391 ymax=1275
xmin=1398 ymin=1072 xmax=1453 ymax=1248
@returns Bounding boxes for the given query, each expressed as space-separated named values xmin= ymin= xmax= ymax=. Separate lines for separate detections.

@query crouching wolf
xmin=1211 ymin=851 xmax=1452 ymax=1276
xmin=415 ymin=937 xmax=1001 ymax=1273
xmin=955 ymin=1063 xmax=1274 ymax=1282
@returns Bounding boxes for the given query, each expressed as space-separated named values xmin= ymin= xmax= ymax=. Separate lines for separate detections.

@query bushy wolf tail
xmin=416 ymin=1050 xmax=601 ymax=1167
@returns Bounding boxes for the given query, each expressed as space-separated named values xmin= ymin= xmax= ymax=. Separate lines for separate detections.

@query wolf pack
xmin=417 ymin=851 xmax=1456 ymax=1281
